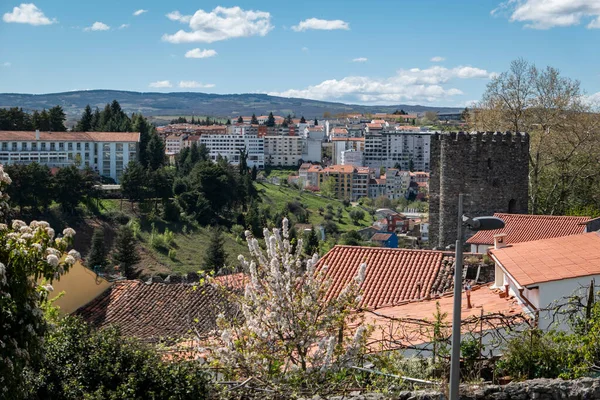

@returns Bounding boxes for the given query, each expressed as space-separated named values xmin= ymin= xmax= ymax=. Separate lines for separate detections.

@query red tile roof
xmin=323 ymin=165 xmax=355 ymax=174
xmin=318 ymin=245 xmax=454 ymax=309
xmin=366 ymin=123 xmax=383 ymax=129
xmin=75 ymin=280 xmax=235 ymax=342
xmin=466 ymin=213 xmax=590 ymax=245
xmin=365 ymin=284 xmax=525 ymax=349
xmin=0 ymin=131 xmax=140 ymax=142
xmin=371 ymin=233 xmax=393 ymax=242
xmin=490 ymin=232 xmax=600 ymax=287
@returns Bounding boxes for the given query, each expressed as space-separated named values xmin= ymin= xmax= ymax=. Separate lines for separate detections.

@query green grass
xmin=255 ymin=182 xmax=372 ymax=233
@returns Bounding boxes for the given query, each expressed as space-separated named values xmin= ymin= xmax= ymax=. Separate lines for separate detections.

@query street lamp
xmin=449 ymin=194 xmax=505 ymax=400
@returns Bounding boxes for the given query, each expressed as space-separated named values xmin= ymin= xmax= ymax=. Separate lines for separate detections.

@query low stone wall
xmin=320 ymin=378 xmax=600 ymax=400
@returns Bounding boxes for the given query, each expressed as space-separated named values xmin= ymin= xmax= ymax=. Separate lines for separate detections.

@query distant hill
xmin=0 ymin=90 xmax=463 ymax=123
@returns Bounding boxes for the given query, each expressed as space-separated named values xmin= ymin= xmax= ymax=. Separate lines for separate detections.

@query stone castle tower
xmin=428 ymin=131 xmax=529 ymax=249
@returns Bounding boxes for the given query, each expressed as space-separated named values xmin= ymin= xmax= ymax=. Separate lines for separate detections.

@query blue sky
xmin=1 ymin=0 xmax=599 ymax=106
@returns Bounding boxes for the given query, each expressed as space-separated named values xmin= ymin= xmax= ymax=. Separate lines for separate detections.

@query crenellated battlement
xmin=432 ymin=131 xmax=529 ymax=144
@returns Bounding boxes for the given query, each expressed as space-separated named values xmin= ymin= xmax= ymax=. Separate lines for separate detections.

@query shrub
xmin=30 ymin=317 xmax=210 ymax=399
xmin=103 ymin=210 xmax=130 ymax=225
xmin=168 ymin=249 xmax=177 ymax=260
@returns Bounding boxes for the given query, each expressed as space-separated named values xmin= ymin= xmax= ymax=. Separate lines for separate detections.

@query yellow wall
xmin=48 ymin=261 xmax=113 ymax=315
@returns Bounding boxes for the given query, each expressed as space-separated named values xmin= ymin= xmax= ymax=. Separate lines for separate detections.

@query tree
xmin=251 ymin=165 xmax=258 ymax=181
xmin=87 ymin=229 xmax=107 ymax=269
xmin=214 ymin=219 xmax=368 ymax=379
xmin=48 ymin=105 xmax=67 ymax=131
xmin=238 ymin=147 xmax=249 ymax=175
xmin=266 ymin=112 xmax=276 ymax=127
xmin=76 ymin=105 xmax=93 ymax=131
xmin=349 ymin=209 xmax=365 ymax=225
xmin=121 ymin=161 xmax=148 ymax=209
xmin=226 ymin=118 xmax=231 ymax=125
xmin=245 ymin=202 xmax=262 ymax=238
xmin=0 ymin=165 xmax=80 ymax=397
xmin=303 ymin=227 xmax=320 ymax=255
xmin=314 ymin=117 xmax=318 ymax=126
xmin=113 ymin=225 xmax=140 ymax=278
xmin=132 ymin=113 xmax=152 ymax=166
xmin=300 ymin=115 xmax=306 ymax=123
xmin=423 ymin=111 xmax=438 ymax=124
xmin=38 ymin=109 xmax=51 ymax=131
xmin=251 ymin=113 xmax=258 ymax=124
xmin=32 ymin=317 xmax=210 ymax=399
xmin=336 ymin=206 xmax=343 ymax=222
xmin=323 ymin=112 xmax=331 ymax=119
xmin=472 ymin=58 xmax=600 ymax=215
xmin=146 ymin=132 xmax=166 ymax=170
xmin=53 ymin=166 xmax=94 ymax=213
xmin=341 ymin=230 xmax=362 ymax=246
xmin=237 ymin=116 xmax=244 ymax=123
xmin=203 ymin=227 xmax=227 ymax=273
xmin=321 ymin=176 xmax=336 ymax=198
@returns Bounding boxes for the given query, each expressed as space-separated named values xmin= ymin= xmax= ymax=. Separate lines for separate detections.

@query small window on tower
xmin=508 ymin=199 xmax=516 ymax=213
xmin=487 ymin=158 xmax=492 ymax=169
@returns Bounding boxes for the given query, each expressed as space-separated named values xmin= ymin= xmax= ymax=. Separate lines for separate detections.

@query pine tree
xmin=226 ymin=118 xmax=231 ymax=125
xmin=91 ymin=107 xmax=101 ymax=130
xmin=251 ymin=165 xmax=258 ymax=181
xmin=203 ymin=227 xmax=227 ymax=273
xmin=314 ymin=118 xmax=318 ymax=126
xmin=300 ymin=116 xmax=306 ymax=124
xmin=113 ymin=225 xmax=140 ymax=278
xmin=237 ymin=116 xmax=244 ymax=123
xmin=48 ymin=105 xmax=67 ymax=131
xmin=38 ymin=109 xmax=50 ymax=131
xmin=266 ymin=112 xmax=276 ymax=127
xmin=251 ymin=114 xmax=258 ymax=125
xmin=76 ymin=105 xmax=93 ymax=132
xmin=146 ymin=133 xmax=166 ymax=170
xmin=87 ymin=229 xmax=107 ymax=269
xmin=303 ymin=227 xmax=319 ymax=256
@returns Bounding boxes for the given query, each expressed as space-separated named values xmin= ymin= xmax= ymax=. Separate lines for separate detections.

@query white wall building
xmin=264 ymin=135 xmax=305 ymax=167
xmin=0 ymin=130 xmax=139 ymax=183
xmin=364 ymin=131 xmax=431 ymax=171
xmin=340 ymin=149 xmax=363 ymax=167
xmin=165 ymin=135 xmax=183 ymax=155
xmin=200 ymin=134 xmax=265 ymax=169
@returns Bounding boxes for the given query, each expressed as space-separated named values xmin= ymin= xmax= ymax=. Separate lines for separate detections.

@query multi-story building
xmin=165 ymin=135 xmax=183 ymax=155
xmin=352 ymin=167 xmax=371 ymax=200
xmin=0 ymin=130 xmax=139 ymax=183
xmin=264 ymin=135 xmax=305 ymax=167
xmin=298 ymin=163 xmax=322 ymax=190
xmin=318 ymin=165 xmax=355 ymax=200
xmin=200 ymin=134 xmax=265 ymax=169
xmin=364 ymin=130 xmax=432 ymax=171
xmin=227 ymin=124 xmax=259 ymax=136
xmin=340 ymin=149 xmax=363 ymax=167
xmin=385 ymin=169 xmax=412 ymax=200
xmin=181 ymin=135 xmax=201 ymax=149
xmin=332 ymin=137 xmax=365 ymax=165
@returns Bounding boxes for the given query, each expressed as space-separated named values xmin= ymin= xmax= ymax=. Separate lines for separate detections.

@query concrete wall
xmin=429 ymin=132 xmax=529 ymax=249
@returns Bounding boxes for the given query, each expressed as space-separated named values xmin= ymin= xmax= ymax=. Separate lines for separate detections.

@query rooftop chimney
xmin=35 ymin=129 xmax=40 ymax=141
xmin=494 ymin=233 xmax=507 ymax=249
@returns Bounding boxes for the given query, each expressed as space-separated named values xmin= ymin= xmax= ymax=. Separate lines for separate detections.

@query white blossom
xmin=11 ymin=220 xmax=26 ymax=229
xmin=64 ymin=255 xmax=76 ymax=266
xmin=68 ymin=249 xmax=81 ymax=260
xmin=62 ymin=227 xmax=76 ymax=238
xmin=0 ymin=262 xmax=6 ymax=285
xmin=46 ymin=254 xmax=59 ymax=267
xmin=41 ymin=284 xmax=54 ymax=292
xmin=46 ymin=227 xmax=55 ymax=239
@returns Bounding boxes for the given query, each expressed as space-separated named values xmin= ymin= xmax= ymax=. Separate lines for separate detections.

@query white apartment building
xmin=385 ymin=169 xmax=412 ymax=200
xmin=0 ymin=130 xmax=139 ymax=183
xmin=264 ymin=135 xmax=305 ymax=167
xmin=340 ymin=149 xmax=363 ymax=167
xmin=364 ymin=131 xmax=431 ymax=171
xmin=227 ymin=124 xmax=259 ymax=135
xmin=165 ymin=135 xmax=183 ymax=155
xmin=200 ymin=134 xmax=265 ymax=169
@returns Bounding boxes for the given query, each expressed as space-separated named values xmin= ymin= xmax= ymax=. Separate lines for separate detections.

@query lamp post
xmin=449 ymin=194 xmax=505 ymax=400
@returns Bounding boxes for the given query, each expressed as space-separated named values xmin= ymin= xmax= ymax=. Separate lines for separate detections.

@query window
xmin=11 ymin=142 xmax=17 ymax=151
xmin=41 ymin=143 xmax=46 ymax=150
xmin=76 ymin=143 xmax=81 ymax=150
xmin=31 ymin=143 xmax=37 ymax=150
xmin=85 ymin=143 xmax=90 ymax=150
xmin=68 ymin=143 xmax=73 ymax=150
xmin=59 ymin=142 xmax=64 ymax=150
xmin=1 ymin=143 xmax=6 ymax=151
xmin=22 ymin=142 xmax=27 ymax=150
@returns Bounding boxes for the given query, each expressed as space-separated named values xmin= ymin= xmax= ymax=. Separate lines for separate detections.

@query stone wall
xmin=428 ymin=132 xmax=529 ymax=249
xmin=315 ymin=378 xmax=600 ymax=400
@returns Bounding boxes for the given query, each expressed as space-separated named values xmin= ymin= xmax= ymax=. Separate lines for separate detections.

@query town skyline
xmin=1 ymin=0 xmax=600 ymax=107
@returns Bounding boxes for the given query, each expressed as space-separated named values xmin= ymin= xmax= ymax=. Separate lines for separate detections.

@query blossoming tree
xmin=0 ymin=165 xmax=81 ymax=397
xmin=214 ymin=218 xmax=368 ymax=381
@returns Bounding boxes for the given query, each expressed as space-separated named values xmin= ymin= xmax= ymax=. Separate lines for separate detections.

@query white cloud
xmin=166 ymin=10 xmax=192 ymax=23
xmin=2 ymin=62 xmax=11 ymax=67
xmin=584 ymin=91 xmax=600 ymax=105
xmin=184 ymin=48 xmax=217 ymax=58
xmin=133 ymin=9 xmax=148 ymax=16
xmin=119 ymin=24 xmax=129 ymax=29
xmin=3 ymin=3 xmax=56 ymax=25
xmin=492 ymin=0 xmax=600 ymax=29
xmin=431 ymin=56 xmax=445 ymax=62
xmin=163 ymin=6 xmax=272 ymax=43
xmin=268 ymin=65 xmax=495 ymax=104
xmin=291 ymin=18 xmax=349 ymax=31
xmin=149 ymin=80 xmax=173 ymax=88
xmin=84 ymin=21 xmax=110 ymax=31
xmin=178 ymin=81 xmax=215 ymax=89
xmin=301 ymin=46 xmax=309 ymax=52
xmin=352 ymin=57 xmax=368 ymax=62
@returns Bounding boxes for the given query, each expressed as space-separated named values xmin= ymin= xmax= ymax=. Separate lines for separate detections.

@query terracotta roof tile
xmin=318 ymin=246 xmax=451 ymax=308
xmin=490 ymin=232 xmax=600 ymax=287
xmin=75 ymin=280 xmax=235 ymax=342
xmin=466 ymin=213 xmax=590 ymax=245
xmin=371 ymin=233 xmax=393 ymax=241
xmin=0 ymin=131 xmax=140 ymax=142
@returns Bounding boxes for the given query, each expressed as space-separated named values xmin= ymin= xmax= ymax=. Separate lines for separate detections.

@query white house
xmin=364 ymin=131 xmax=432 ymax=172
xmin=489 ymin=231 xmax=600 ymax=330
xmin=165 ymin=135 xmax=183 ymax=155
xmin=0 ymin=130 xmax=139 ymax=183
xmin=264 ymin=135 xmax=305 ymax=167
